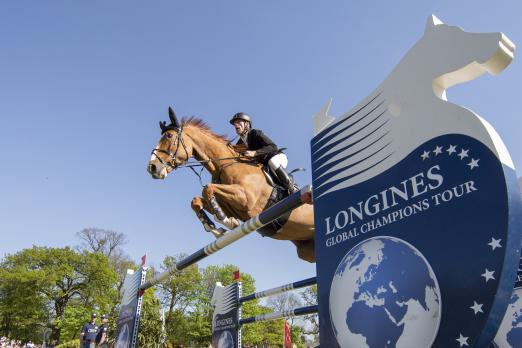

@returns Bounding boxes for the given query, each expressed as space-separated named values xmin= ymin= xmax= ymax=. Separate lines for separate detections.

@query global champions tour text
xmin=324 ymin=165 xmax=477 ymax=247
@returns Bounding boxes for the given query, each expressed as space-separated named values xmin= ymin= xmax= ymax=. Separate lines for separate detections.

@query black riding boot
xmin=275 ymin=167 xmax=299 ymax=194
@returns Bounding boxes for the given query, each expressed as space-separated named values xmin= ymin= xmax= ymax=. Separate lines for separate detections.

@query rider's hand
xmin=243 ymin=150 xmax=257 ymax=157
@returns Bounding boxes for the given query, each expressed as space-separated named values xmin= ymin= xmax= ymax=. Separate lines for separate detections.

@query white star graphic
xmin=456 ymin=334 xmax=469 ymax=347
xmin=458 ymin=149 xmax=469 ymax=160
xmin=488 ymin=238 xmax=502 ymax=250
xmin=470 ymin=301 xmax=484 ymax=315
xmin=447 ymin=145 xmax=457 ymax=155
xmin=467 ymin=158 xmax=480 ymax=169
xmin=481 ymin=269 xmax=495 ymax=282
xmin=421 ymin=151 xmax=430 ymax=160
xmin=433 ymin=146 xmax=443 ymax=155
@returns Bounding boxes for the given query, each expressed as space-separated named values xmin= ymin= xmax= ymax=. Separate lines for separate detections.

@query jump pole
xmin=140 ymin=185 xmax=312 ymax=291
xmin=238 ymin=277 xmax=318 ymax=324
xmin=239 ymin=277 xmax=317 ymax=303
xmin=239 ymin=305 xmax=319 ymax=325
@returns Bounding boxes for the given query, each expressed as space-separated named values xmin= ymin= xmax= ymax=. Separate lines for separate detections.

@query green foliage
xmin=241 ymin=307 xmax=286 ymax=347
xmin=0 ymin=246 xmax=118 ymax=343
xmin=158 ymin=254 xmax=201 ymax=315
xmin=300 ymin=285 xmax=319 ymax=338
xmin=289 ymin=323 xmax=305 ymax=348
xmin=55 ymin=306 xmax=91 ymax=342
xmin=137 ymin=286 xmax=162 ymax=348
xmin=2 ymin=245 xmax=314 ymax=346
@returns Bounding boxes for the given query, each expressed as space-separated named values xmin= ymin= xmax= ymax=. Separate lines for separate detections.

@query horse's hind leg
xmin=291 ymin=239 xmax=316 ymax=263
xmin=191 ymin=196 xmax=226 ymax=237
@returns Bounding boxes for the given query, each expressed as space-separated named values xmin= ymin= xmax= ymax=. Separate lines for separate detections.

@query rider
xmin=230 ymin=112 xmax=298 ymax=193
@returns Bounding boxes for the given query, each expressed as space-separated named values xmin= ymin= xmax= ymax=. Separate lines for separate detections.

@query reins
xmin=151 ymin=125 xmax=256 ymax=186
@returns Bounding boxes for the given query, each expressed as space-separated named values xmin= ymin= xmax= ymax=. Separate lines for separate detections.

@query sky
xmin=1 ymin=0 xmax=521 ymax=291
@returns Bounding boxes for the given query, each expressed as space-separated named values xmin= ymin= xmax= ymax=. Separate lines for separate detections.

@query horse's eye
xmin=166 ymin=133 xmax=173 ymax=139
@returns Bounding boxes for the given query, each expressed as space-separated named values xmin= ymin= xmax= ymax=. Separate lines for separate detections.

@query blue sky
xmin=1 ymin=1 xmax=521 ymax=290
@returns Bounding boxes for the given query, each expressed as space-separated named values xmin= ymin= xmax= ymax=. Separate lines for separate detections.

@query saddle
xmin=262 ymin=164 xmax=304 ymax=190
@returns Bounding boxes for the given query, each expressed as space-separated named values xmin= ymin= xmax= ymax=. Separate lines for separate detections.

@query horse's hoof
xmin=209 ymin=227 xmax=227 ymax=238
xmin=228 ymin=217 xmax=240 ymax=228
xmin=209 ymin=229 xmax=222 ymax=238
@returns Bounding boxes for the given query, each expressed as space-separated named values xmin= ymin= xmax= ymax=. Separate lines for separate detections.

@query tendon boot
xmin=275 ymin=167 xmax=299 ymax=194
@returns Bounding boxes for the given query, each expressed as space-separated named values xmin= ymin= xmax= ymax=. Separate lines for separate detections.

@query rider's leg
xmin=268 ymin=154 xmax=298 ymax=193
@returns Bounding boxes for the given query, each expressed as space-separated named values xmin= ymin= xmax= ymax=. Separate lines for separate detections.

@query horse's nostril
xmin=148 ymin=163 xmax=156 ymax=173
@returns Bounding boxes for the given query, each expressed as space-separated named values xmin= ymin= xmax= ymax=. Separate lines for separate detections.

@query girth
xmin=257 ymin=186 xmax=292 ymax=237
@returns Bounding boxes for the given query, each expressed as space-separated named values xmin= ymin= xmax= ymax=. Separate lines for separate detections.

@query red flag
xmin=141 ymin=254 xmax=147 ymax=266
xmin=233 ymin=269 xmax=240 ymax=280
xmin=284 ymin=320 xmax=292 ymax=348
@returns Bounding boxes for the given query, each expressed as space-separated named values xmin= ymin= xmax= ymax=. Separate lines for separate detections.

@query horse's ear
xmin=425 ymin=15 xmax=444 ymax=34
xmin=168 ymin=106 xmax=180 ymax=128
xmin=159 ymin=121 xmax=167 ymax=133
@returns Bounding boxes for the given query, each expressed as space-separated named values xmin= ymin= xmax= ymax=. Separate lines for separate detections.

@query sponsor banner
xmin=115 ymin=267 xmax=147 ymax=348
xmin=311 ymin=16 xmax=521 ymax=348
xmin=211 ymin=282 xmax=241 ymax=348
xmin=313 ymin=135 xmax=522 ymax=347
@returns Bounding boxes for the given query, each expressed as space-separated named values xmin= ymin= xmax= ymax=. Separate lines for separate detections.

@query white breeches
xmin=268 ymin=153 xmax=288 ymax=172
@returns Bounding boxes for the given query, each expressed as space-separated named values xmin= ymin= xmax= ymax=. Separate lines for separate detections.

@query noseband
xmin=150 ymin=126 xmax=190 ymax=170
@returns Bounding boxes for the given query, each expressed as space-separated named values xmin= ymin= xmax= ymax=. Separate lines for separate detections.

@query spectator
xmin=80 ymin=314 xmax=98 ymax=348
xmin=95 ymin=314 xmax=109 ymax=348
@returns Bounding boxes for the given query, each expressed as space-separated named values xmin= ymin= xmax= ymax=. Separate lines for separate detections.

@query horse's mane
xmin=181 ymin=116 xmax=232 ymax=145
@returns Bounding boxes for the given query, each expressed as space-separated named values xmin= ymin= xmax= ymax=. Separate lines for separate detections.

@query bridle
xmin=150 ymin=125 xmax=255 ymax=186
xmin=150 ymin=125 xmax=191 ymax=170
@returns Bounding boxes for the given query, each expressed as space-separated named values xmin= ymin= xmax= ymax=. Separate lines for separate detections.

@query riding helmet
xmin=229 ymin=112 xmax=252 ymax=125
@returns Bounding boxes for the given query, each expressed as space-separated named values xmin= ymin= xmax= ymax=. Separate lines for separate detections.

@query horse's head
xmin=423 ymin=15 xmax=515 ymax=95
xmin=147 ymin=107 xmax=195 ymax=179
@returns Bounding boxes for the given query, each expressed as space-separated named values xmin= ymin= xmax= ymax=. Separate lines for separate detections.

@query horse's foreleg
xmin=203 ymin=184 xmax=247 ymax=229
xmin=191 ymin=196 xmax=226 ymax=237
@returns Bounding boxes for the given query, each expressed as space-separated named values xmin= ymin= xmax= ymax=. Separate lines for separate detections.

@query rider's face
xmin=233 ymin=120 xmax=249 ymax=135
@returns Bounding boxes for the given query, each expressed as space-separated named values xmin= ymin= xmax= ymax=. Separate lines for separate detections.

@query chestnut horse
xmin=147 ymin=108 xmax=315 ymax=262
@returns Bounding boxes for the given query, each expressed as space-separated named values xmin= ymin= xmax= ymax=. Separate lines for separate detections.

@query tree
xmin=266 ymin=292 xmax=302 ymax=314
xmin=76 ymin=228 xmax=135 ymax=317
xmin=299 ymin=285 xmax=319 ymax=344
xmin=155 ymin=254 xmax=201 ymax=346
xmin=0 ymin=271 xmax=48 ymax=343
xmin=0 ymin=247 xmax=118 ymax=343
xmin=76 ymin=228 xmax=127 ymax=258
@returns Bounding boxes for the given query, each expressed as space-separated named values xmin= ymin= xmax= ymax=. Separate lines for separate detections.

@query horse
xmin=147 ymin=108 xmax=315 ymax=262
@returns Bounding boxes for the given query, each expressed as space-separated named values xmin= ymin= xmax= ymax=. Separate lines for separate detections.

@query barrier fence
xmin=211 ymin=276 xmax=319 ymax=347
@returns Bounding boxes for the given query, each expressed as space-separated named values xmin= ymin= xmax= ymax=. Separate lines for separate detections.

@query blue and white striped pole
xmin=140 ymin=185 xmax=312 ymax=290
xmin=239 ymin=277 xmax=316 ymax=303
xmin=239 ymin=305 xmax=319 ymax=325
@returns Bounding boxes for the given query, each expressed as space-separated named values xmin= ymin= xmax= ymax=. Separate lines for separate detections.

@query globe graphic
xmin=329 ymin=236 xmax=441 ymax=348
xmin=213 ymin=330 xmax=234 ymax=348
xmin=491 ymin=287 xmax=522 ymax=348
